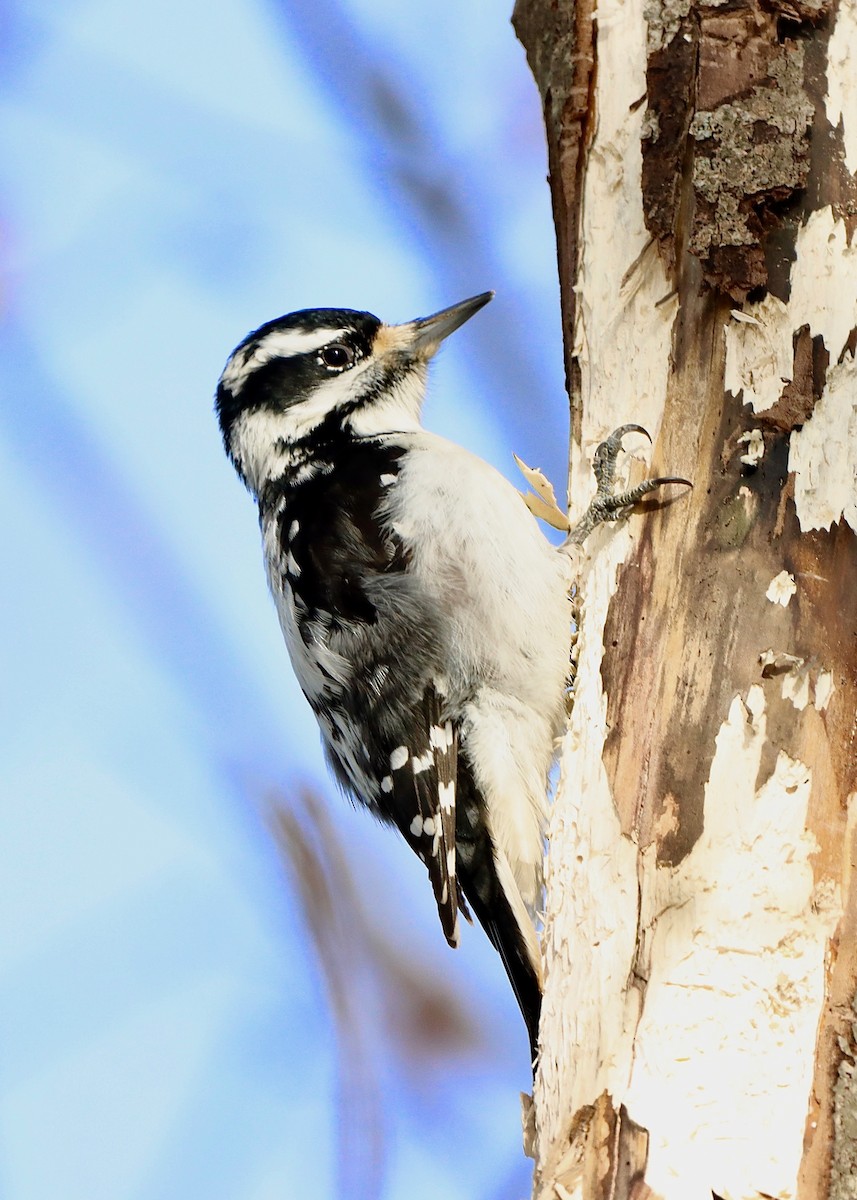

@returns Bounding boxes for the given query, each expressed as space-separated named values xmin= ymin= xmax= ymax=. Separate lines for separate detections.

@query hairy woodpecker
xmin=216 ymin=293 xmax=682 ymax=1062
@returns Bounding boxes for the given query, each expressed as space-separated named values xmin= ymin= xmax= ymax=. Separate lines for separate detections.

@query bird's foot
xmin=562 ymin=424 xmax=690 ymax=549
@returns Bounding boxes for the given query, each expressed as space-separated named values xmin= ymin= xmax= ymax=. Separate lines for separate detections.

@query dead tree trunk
xmin=513 ymin=0 xmax=857 ymax=1196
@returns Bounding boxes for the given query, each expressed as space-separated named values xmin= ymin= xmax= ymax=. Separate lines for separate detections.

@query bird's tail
xmin=455 ymin=772 xmax=543 ymax=1066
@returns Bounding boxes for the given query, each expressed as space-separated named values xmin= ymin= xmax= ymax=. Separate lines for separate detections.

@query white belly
xmin=382 ymin=433 xmax=572 ymax=908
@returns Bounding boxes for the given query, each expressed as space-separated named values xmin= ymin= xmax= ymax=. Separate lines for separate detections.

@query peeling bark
xmin=514 ymin=0 xmax=857 ymax=1195
xmin=512 ymin=0 xmax=596 ymax=441
xmin=642 ymin=1 xmax=821 ymax=300
xmin=756 ymin=324 xmax=829 ymax=432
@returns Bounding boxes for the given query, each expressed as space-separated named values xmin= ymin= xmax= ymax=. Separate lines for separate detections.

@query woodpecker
xmin=216 ymin=292 xmax=683 ymax=1062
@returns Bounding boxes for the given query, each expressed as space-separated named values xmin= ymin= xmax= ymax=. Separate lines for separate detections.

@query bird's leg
xmin=562 ymin=424 xmax=690 ymax=549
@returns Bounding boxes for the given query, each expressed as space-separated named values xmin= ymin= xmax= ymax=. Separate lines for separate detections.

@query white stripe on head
xmin=224 ymin=330 xmax=429 ymax=492
xmin=220 ymin=326 xmax=346 ymax=395
xmin=273 ymin=359 xmax=425 ymax=445
xmin=226 ymin=362 xmax=375 ymax=491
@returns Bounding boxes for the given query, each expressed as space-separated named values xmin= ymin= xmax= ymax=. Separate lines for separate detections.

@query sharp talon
xmin=592 ymin=425 xmax=653 ymax=484
xmin=561 ymin=429 xmax=690 ymax=550
xmin=609 ymin=423 xmax=651 ymax=445
xmin=648 ymin=476 xmax=692 ymax=490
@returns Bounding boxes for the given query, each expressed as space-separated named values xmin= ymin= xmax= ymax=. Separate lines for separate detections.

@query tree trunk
xmin=513 ymin=0 xmax=857 ymax=1196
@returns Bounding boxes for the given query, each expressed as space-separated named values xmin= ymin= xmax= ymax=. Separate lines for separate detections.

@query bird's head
xmin=216 ymin=291 xmax=493 ymax=494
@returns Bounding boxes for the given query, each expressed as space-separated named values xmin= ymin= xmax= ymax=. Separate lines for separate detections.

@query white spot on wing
xmin=380 ymin=776 xmax=393 ymax=793
xmin=410 ymin=815 xmax=423 ymax=836
xmin=438 ymin=781 xmax=455 ymax=811
xmin=429 ymin=725 xmax=447 ymax=750
xmin=422 ymin=817 xmax=435 ymax=836
xmin=288 ymin=520 xmax=300 ymax=541
xmin=412 ymin=751 xmax=433 ymax=773
xmin=390 ymin=745 xmax=409 ymax=770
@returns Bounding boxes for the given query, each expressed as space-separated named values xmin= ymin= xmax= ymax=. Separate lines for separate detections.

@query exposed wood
xmin=512 ymin=0 xmax=596 ymax=445
xmin=514 ymin=0 xmax=857 ymax=1195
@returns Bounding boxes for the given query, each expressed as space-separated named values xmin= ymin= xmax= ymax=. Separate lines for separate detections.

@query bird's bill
xmin=402 ymin=291 xmax=494 ymax=358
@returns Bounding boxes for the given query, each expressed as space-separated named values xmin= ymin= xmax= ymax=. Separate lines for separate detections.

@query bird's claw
xmin=562 ymin=426 xmax=691 ymax=548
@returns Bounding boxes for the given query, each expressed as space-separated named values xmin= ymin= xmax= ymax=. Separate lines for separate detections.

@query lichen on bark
xmin=689 ymin=39 xmax=814 ymax=298
xmin=641 ymin=1 xmax=823 ymax=300
xmin=830 ymin=992 xmax=857 ymax=1200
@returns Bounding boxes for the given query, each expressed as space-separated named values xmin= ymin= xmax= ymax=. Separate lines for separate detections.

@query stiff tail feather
xmin=454 ymin=767 xmax=543 ymax=1065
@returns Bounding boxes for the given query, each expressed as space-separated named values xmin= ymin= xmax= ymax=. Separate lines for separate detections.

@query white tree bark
xmin=514 ymin=0 xmax=857 ymax=1195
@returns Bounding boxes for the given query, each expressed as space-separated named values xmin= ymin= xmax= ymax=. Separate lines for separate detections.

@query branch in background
xmin=267 ymin=787 xmax=484 ymax=1200
xmin=269 ymin=788 xmax=385 ymax=1200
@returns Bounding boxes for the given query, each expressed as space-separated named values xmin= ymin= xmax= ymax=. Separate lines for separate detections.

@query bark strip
xmin=513 ymin=0 xmax=596 ymax=443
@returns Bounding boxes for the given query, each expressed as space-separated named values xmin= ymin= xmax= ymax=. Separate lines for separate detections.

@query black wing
xmin=269 ymin=443 xmax=542 ymax=1058
xmin=376 ymin=683 xmax=460 ymax=945
xmin=270 ymin=443 xmax=461 ymax=941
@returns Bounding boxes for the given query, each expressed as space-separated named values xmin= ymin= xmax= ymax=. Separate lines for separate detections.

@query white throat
xmin=345 ymin=369 xmax=427 ymax=438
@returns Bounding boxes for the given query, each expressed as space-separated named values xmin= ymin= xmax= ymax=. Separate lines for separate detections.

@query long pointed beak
xmin=404 ymin=291 xmax=494 ymax=358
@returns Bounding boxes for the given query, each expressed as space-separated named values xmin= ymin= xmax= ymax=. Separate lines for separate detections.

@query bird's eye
xmin=321 ymin=343 xmax=355 ymax=369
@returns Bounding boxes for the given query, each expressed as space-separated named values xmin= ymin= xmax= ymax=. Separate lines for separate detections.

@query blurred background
xmin=0 ymin=1 xmax=566 ymax=1196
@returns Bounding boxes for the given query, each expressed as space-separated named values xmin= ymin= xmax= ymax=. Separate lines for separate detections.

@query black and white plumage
xmin=216 ymin=293 xmax=571 ymax=1060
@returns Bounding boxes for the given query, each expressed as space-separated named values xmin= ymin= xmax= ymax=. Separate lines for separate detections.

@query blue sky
xmin=0 ymin=2 xmax=566 ymax=1196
